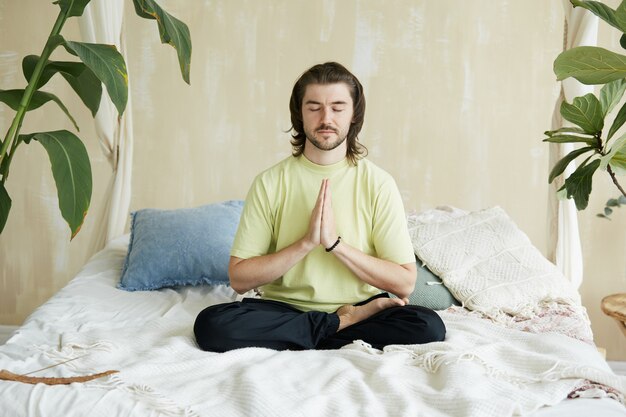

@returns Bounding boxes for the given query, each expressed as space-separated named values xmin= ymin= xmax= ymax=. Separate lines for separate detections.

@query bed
xmin=0 ymin=203 xmax=625 ymax=417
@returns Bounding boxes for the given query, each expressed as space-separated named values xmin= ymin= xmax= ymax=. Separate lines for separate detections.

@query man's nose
xmin=321 ymin=107 xmax=332 ymax=123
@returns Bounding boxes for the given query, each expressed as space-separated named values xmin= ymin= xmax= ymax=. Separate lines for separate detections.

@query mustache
xmin=316 ymin=124 xmax=338 ymax=133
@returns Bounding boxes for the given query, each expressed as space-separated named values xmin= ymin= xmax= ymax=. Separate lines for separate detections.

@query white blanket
xmin=1 ymin=236 xmax=625 ymax=417
xmin=16 ymin=309 xmax=623 ymax=417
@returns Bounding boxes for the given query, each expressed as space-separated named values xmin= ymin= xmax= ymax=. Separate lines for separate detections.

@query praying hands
xmin=305 ymin=179 xmax=340 ymax=251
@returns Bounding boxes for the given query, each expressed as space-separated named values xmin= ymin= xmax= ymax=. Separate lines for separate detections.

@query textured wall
xmin=1 ymin=1 xmax=624 ymax=360
xmin=581 ymin=0 xmax=626 ymax=362
xmin=0 ymin=3 xmax=109 ymax=325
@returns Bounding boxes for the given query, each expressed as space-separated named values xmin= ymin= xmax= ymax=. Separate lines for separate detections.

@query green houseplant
xmin=0 ymin=0 xmax=191 ymax=238
xmin=545 ymin=0 xmax=626 ymax=219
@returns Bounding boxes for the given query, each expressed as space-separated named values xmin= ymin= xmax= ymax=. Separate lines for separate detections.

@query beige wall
xmin=1 ymin=1 xmax=624 ymax=359
xmin=0 ymin=2 xmax=109 ymax=324
xmin=582 ymin=0 xmax=626 ymax=361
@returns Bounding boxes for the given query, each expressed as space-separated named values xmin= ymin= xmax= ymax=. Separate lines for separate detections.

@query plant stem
xmin=0 ymin=136 xmax=22 ymax=185
xmin=607 ymin=165 xmax=626 ymax=198
xmin=0 ymin=7 xmax=70 ymax=179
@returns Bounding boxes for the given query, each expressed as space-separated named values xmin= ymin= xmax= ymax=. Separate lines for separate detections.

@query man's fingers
xmin=324 ymin=180 xmax=331 ymax=208
xmin=315 ymin=179 xmax=326 ymax=209
xmin=320 ymin=179 xmax=338 ymax=248
xmin=322 ymin=181 xmax=333 ymax=228
xmin=312 ymin=180 xmax=326 ymax=222
xmin=304 ymin=180 xmax=327 ymax=247
xmin=322 ymin=179 xmax=332 ymax=216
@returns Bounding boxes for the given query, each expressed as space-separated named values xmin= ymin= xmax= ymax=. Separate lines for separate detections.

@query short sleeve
xmin=230 ymin=175 xmax=274 ymax=259
xmin=371 ymin=177 xmax=415 ymax=265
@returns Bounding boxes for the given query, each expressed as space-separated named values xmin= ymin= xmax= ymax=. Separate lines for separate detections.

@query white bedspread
xmin=1 ymin=236 xmax=625 ymax=417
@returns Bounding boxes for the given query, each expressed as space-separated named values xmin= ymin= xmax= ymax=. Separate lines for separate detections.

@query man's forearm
xmin=228 ymin=239 xmax=315 ymax=294
xmin=330 ymin=240 xmax=416 ymax=299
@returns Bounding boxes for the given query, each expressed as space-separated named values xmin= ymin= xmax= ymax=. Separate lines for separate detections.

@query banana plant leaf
xmin=21 ymin=130 xmax=92 ymax=239
xmin=132 ymin=0 xmax=192 ymax=84
xmin=51 ymin=35 xmax=128 ymax=116
xmin=55 ymin=0 xmax=92 ymax=17
xmin=22 ymin=55 xmax=102 ymax=117
xmin=0 ymin=89 xmax=79 ymax=131
xmin=0 ymin=183 xmax=10 ymax=234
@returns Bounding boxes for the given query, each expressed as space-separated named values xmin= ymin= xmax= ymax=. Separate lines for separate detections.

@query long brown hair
xmin=289 ymin=62 xmax=367 ymax=164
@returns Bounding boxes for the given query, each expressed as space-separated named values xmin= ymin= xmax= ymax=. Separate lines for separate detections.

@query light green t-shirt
xmin=230 ymin=155 xmax=415 ymax=313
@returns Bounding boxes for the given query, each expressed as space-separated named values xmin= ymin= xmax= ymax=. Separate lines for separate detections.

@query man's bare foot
xmin=336 ymin=297 xmax=406 ymax=331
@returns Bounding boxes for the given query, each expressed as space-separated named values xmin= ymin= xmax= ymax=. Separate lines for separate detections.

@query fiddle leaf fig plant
xmin=545 ymin=0 xmax=626 ymax=219
xmin=0 ymin=0 xmax=192 ymax=238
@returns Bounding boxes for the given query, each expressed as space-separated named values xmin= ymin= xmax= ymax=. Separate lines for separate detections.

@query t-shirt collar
xmin=298 ymin=154 xmax=350 ymax=174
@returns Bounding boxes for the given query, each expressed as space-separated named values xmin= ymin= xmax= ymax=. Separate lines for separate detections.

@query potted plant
xmin=545 ymin=0 xmax=626 ymax=219
xmin=0 ymin=0 xmax=192 ymax=237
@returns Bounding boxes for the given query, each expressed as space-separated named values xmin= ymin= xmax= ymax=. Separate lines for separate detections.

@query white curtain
xmin=77 ymin=1 xmax=134 ymax=255
xmin=548 ymin=2 xmax=598 ymax=290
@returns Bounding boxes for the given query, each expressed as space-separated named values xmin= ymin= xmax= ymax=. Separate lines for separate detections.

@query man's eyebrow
xmin=304 ymin=100 xmax=348 ymax=106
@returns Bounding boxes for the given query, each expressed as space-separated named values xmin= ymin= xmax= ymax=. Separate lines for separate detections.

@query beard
xmin=304 ymin=124 xmax=349 ymax=151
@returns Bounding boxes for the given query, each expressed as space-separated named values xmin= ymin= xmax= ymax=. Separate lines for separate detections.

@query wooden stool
xmin=601 ymin=293 xmax=626 ymax=338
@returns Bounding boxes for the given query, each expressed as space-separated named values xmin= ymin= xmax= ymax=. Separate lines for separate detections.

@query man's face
xmin=301 ymin=83 xmax=354 ymax=152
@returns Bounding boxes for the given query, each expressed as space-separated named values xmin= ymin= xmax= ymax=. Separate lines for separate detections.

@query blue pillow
xmin=118 ymin=200 xmax=244 ymax=291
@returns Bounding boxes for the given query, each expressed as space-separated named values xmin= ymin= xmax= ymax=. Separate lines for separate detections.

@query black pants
xmin=194 ymin=293 xmax=446 ymax=352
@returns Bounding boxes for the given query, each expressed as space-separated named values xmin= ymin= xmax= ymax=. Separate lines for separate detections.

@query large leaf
xmin=607 ymin=100 xmax=626 ymax=139
xmin=0 ymin=152 xmax=8 ymax=176
xmin=562 ymin=158 xmax=602 ymax=210
xmin=21 ymin=130 xmax=92 ymax=240
xmin=22 ymin=55 xmax=102 ymax=116
xmin=53 ymin=36 xmax=127 ymax=116
xmin=132 ymin=0 xmax=192 ymax=84
xmin=60 ymin=65 xmax=103 ymax=117
xmin=599 ymin=78 xmax=626 ymax=116
xmin=554 ymin=46 xmax=626 ymax=85
xmin=542 ymin=134 xmax=597 ymax=145
xmin=0 ymin=182 xmax=11 ymax=234
xmin=570 ymin=0 xmax=626 ymax=31
xmin=615 ymin=0 xmax=626 ymax=32
xmin=560 ymin=94 xmax=604 ymax=134
xmin=609 ymin=147 xmax=626 ymax=175
xmin=22 ymin=55 xmax=78 ymax=88
xmin=545 ymin=127 xmax=588 ymax=136
xmin=0 ymin=89 xmax=79 ymax=131
xmin=600 ymin=131 xmax=626 ymax=170
xmin=55 ymin=0 xmax=92 ymax=17
xmin=549 ymin=146 xmax=595 ymax=183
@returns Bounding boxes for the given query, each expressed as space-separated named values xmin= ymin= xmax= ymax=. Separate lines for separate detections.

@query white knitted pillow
xmin=408 ymin=206 xmax=580 ymax=319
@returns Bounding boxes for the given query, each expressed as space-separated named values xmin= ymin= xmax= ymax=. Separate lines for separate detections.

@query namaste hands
xmin=305 ymin=179 xmax=339 ymax=251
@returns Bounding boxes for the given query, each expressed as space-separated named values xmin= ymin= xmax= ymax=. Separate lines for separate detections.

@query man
xmin=194 ymin=62 xmax=445 ymax=352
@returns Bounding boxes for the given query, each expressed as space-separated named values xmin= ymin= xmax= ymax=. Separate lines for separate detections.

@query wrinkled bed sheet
xmin=0 ymin=236 xmax=624 ymax=417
